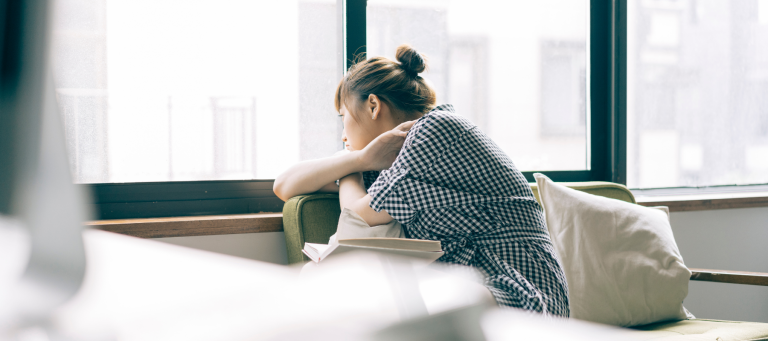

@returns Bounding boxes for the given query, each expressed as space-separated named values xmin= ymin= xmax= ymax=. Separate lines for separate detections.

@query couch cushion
xmin=534 ymin=173 xmax=690 ymax=327
xmin=632 ymin=319 xmax=768 ymax=341
xmin=530 ymin=181 xmax=637 ymax=204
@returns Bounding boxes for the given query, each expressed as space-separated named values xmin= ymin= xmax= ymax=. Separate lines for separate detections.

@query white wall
xmin=670 ymin=206 xmax=768 ymax=323
xmin=154 ymin=206 xmax=768 ymax=323
xmin=156 ymin=232 xmax=289 ymax=265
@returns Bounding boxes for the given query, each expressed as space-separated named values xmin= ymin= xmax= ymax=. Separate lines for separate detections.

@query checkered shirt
xmin=366 ymin=104 xmax=569 ymax=317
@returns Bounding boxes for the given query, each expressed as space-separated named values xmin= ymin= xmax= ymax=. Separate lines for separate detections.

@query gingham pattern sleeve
xmin=367 ymin=104 xmax=468 ymax=224
xmin=362 ymin=171 xmax=380 ymax=191
xmin=366 ymin=152 xmax=415 ymax=223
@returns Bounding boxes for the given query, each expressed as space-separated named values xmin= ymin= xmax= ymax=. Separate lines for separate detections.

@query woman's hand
xmin=359 ymin=120 xmax=416 ymax=171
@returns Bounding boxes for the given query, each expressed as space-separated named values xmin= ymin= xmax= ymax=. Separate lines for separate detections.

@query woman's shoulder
xmin=397 ymin=104 xmax=476 ymax=169
xmin=414 ymin=104 xmax=475 ymax=135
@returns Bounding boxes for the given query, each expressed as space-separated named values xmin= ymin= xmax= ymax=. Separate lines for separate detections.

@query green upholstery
xmin=632 ymin=319 xmax=768 ymax=340
xmin=282 ymin=194 xmax=343 ymax=264
xmin=530 ymin=181 xmax=636 ymax=205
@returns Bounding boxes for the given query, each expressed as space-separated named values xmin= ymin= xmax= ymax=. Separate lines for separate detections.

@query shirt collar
xmin=430 ymin=104 xmax=455 ymax=113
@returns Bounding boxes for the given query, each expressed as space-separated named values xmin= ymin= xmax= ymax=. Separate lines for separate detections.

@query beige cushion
xmin=632 ymin=319 xmax=768 ymax=341
xmin=534 ymin=173 xmax=690 ymax=327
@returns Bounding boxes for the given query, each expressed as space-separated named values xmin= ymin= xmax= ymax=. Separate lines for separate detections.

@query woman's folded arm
xmin=273 ymin=150 xmax=365 ymax=202
xmin=338 ymin=173 xmax=394 ymax=226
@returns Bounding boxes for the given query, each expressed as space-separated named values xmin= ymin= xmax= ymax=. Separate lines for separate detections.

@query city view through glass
xmin=52 ymin=0 xmax=589 ymax=184
xmin=52 ymin=0 xmax=767 ymax=189
xmin=627 ymin=0 xmax=768 ymax=188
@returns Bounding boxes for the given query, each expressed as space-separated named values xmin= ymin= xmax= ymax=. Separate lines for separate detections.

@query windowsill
xmin=635 ymin=191 xmax=768 ymax=212
xmin=86 ymin=213 xmax=283 ymax=238
xmin=88 ymin=191 xmax=768 ymax=239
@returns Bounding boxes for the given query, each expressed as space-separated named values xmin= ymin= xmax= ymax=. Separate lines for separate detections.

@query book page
xmin=305 ymin=243 xmax=331 ymax=255
xmin=334 ymin=244 xmax=444 ymax=263
xmin=338 ymin=238 xmax=442 ymax=252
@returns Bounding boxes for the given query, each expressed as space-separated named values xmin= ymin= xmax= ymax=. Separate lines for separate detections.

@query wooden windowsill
xmin=690 ymin=268 xmax=768 ymax=286
xmin=636 ymin=192 xmax=768 ymax=212
xmin=89 ymin=192 xmax=768 ymax=239
xmin=87 ymin=213 xmax=283 ymax=238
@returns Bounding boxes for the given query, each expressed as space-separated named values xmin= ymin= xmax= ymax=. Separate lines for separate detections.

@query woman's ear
xmin=368 ymin=94 xmax=380 ymax=120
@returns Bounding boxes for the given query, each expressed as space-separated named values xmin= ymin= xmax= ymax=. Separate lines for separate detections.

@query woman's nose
xmin=341 ymin=129 xmax=347 ymax=143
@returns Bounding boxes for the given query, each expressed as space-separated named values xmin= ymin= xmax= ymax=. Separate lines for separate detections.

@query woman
xmin=274 ymin=45 xmax=569 ymax=316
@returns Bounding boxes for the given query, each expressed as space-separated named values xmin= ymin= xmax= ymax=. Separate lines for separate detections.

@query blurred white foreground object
xmin=0 ymin=217 xmax=31 ymax=325
xmin=371 ymin=283 xmax=644 ymax=341
xmin=0 ymin=0 xmax=91 ymax=337
xmin=52 ymin=230 xmax=494 ymax=341
xmin=52 ymin=229 xmax=640 ymax=340
xmin=480 ymin=308 xmax=644 ymax=341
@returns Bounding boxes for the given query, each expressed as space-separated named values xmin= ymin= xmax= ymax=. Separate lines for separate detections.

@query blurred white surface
xmin=0 ymin=217 xmax=31 ymax=328
xmin=481 ymin=309 xmax=642 ymax=341
xmin=48 ymin=229 xmax=637 ymax=340
xmin=154 ymin=232 xmax=289 ymax=265
xmin=52 ymin=230 xmax=492 ymax=340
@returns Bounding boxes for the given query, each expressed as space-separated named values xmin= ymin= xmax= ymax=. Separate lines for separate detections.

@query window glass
xmin=367 ymin=0 xmax=589 ymax=171
xmin=627 ymin=0 xmax=768 ymax=188
xmin=51 ymin=0 xmax=340 ymax=183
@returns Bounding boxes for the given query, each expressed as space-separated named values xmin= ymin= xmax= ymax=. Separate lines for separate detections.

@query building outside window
xmin=51 ymin=0 xmax=340 ymax=183
xmin=367 ymin=0 xmax=589 ymax=172
xmin=52 ymin=0 xmax=590 ymax=185
xmin=627 ymin=0 xmax=768 ymax=189
xmin=51 ymin=0 xmax=768 ymax=199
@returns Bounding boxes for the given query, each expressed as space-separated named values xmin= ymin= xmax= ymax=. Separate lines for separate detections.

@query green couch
xmin=282 ymin=182 xmax=768 ymax=340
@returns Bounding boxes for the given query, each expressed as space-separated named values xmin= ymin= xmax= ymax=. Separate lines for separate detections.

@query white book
xmin=302 ymin=238 xmax=444 ymax=263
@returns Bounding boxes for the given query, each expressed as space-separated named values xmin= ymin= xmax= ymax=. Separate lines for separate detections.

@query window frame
xmin=85 ymin=0 xmax=627 ymax=220
xmin=517 ymin=0 xmax=627 ymax=184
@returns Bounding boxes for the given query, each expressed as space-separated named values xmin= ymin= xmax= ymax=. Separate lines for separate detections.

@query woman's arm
xmin=273 ymin=151 xmax=365 ymax=202
xmin=338 ymin=173 xmax=394 ymax=226
xmin=275 ymin=120 xmax=416 ymax=202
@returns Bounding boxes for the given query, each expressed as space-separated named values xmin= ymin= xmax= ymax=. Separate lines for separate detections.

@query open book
xmin=303 ymin=238 xmax=444 ymax=263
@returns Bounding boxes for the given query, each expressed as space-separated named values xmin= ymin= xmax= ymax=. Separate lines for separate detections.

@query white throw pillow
xmin=534 ymin=173 xmax=690 ymax=327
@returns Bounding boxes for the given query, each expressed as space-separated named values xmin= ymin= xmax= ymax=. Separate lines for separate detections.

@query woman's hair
xmin=334 ymin=44 xmax=437 ymax=118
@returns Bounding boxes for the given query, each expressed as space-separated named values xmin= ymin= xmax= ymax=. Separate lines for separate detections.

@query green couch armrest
xmin=530 ymin=181 xmax=636 ymax=204
xmin=282 ymin=194 xmax=342 ymax=264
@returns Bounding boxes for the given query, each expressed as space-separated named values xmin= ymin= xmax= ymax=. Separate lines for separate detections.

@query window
xmin=366 ymin=0 xmax=590 ymax=171
xmin=51 ymin=0 xmax=340 ymax=184
xmin=62 ymin=0 xmax=768 ymax=219
xmin=59 ymin=0 xmax=625 ymax=219
xmin=627 ymin=0 xmax=768 ymax=188
xmin=541 ymin=41 xmax=587 ymax=137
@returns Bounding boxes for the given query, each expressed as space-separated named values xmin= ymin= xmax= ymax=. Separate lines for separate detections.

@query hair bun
xmin=395 ymin=44 xmax=427 ymax=76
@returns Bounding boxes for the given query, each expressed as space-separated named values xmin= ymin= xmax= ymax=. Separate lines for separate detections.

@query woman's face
xmin=339 ymin=102 xmax=378 ymax=151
